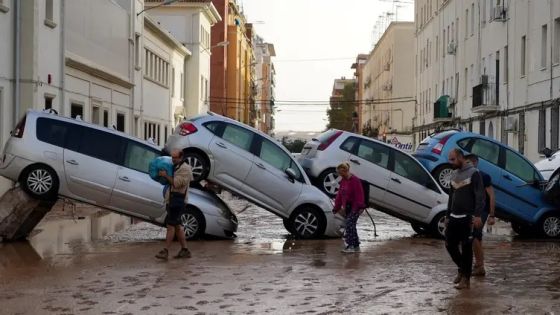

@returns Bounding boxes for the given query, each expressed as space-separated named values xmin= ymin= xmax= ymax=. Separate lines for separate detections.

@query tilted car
xmin=0 ymin=110 xmax=237 ymax=240
xmin=163 ymin=113 xmax=345 ymax=239
xmin=414 ymin=130 xmax=560 ymax=238
xmin=297 ymin=129 xmax=449 ymax=238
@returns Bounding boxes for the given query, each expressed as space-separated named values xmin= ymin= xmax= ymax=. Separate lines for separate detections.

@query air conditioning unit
xmin=505 ymin=116 xmax=518 ymax=132
xmin=492 ymin=5 xmax=507 ymax=22
xmin=447 ymin=41 xmax=457 ymax=55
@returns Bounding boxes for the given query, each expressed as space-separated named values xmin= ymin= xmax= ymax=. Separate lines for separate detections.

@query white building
xmin=253 ymin=35 xmax=276 ymax=134
xmin=144 ymin=0 xmax=221 ymax=119
xmin=414 ymin=0 xmax=560 ymax=162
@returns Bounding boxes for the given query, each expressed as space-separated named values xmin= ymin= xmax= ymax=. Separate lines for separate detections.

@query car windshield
xmin=314 ymin=130 xmax=339 ymax=144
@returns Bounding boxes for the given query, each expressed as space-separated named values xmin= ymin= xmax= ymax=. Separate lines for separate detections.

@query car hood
xmin=535 ymin=153 xmax=560 ymax=172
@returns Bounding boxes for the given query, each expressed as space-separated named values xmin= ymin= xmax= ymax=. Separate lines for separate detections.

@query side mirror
xmin=543 ymin=148 xmax=553 ymax=158
xmin=285 ymin=168 xmax=297 ymax=181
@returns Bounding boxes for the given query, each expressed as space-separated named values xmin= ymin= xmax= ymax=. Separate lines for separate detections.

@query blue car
xmin=414 ymin=130 xmax=560 ymax=238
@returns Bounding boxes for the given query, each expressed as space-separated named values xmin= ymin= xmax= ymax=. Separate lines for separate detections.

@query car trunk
xmin=299 ymin=130 xmax=341 ymax=159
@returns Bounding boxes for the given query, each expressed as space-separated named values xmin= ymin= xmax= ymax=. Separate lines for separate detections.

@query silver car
xmin=0 ymin=110 xmax=237 ymax=240
xmin=298 ymin=130 xmax=449 ymax=237
xmin=164 ymin=113 xmax=344 ymax=239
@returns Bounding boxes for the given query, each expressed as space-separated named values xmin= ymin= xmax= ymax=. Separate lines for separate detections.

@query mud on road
xmin=1 ymin=196 xmax=560 ymax=314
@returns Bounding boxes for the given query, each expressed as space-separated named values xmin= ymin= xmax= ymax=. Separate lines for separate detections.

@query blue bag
xmin=149 ymin=156 xmax=174 ymax=185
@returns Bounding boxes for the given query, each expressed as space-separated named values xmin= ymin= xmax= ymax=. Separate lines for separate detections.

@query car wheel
xmin=539 ymin=213 xmax=560 ymax=238
xmin=289 ymin=207 xmax=326 ymax=239
xmin=184 ymin=152 xmax=209 ymax=182
xmin=433 ymin=165 xmax=454 ymax=192
xmin=411 ymin=223 xmax=429 ymax=235
xmin=430 ymin=213 xmax=447 ymax=239
xmin=181 ymin=207 xmax=206 ymax=240
xmin=283 ymin=218 xmax=295 ymax=235
xmin=317 ymin=169 xmax=340 ymax=198
xmin=511 ymin=222 xmax=533 ymax=237
xmin=20 ymin=165 xmax=59 ymax=200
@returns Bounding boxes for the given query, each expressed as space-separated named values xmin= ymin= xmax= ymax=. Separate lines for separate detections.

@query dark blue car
xmin=414 ymin=130 xmax=560 ymax=238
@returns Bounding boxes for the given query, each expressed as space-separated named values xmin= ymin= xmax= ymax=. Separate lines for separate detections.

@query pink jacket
xmin=334 ymin=175 xmax=365 ymax=213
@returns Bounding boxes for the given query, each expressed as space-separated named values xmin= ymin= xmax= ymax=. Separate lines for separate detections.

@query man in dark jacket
xmin=445 ymin=148 xmax=484 ymax=289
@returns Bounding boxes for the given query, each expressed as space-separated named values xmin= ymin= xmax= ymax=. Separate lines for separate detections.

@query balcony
xmin=433 ymin=95 xmax=452 ymax=122
xmin=472 ymin=83 xmax=499 ymax=113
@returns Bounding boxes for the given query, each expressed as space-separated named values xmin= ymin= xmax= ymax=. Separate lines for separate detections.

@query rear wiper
xmin=311 ymin=138 xmax=319 ymax=142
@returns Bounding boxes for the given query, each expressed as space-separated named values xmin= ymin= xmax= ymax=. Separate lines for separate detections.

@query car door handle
xmin=391 ymin=178 xmax=401 ymax=184
xmin=503 ymin=174 xmax=512 ymax=181
xmin=255 ymin=162 xmax=266 ymax=169
xmin=216 ymin=142 xmax=227 ymax=149
xmin=119 ymin=176 xmax=131 ymax=182
xmin=65 ymin=160 xmax=79 ymax=165
xmin=350 ymin=159 xmax=361 ymax=165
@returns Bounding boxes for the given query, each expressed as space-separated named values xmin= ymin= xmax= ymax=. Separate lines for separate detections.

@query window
xmin=436 ymin=36 xmax=439 ymax=60
xmin=542 ymin=24 xmax=548 ymax=69
xmin=504 ymin=149 xmax=537 ymax=183
xmin=555 ymin=18 xmax=560 ymax=64
xmin=355 ymin=140 xmax=390 ymax=169
xmin=465 ymin=9 xmax=469 ymax=39
xmin=552 ymin=106 xmax=559 ymax=151
xmin=538 ymin=109 xmax=546 ymax=152
xmin=74 ymin=128 xmax=123 ymax=164
xmin=171 ymin=67 xmax=175 ymax=97
xmin=135 ymin=34 xmax=141 ymax=69
xmin=144 ymin=121 xmax=160 ymax=144
xmin=116 ymin=113 xmax=125 ymax=132
xmin=470 ymin=64 xmax=474 ymax=96
xmin=259 ymin=139 xmax=291 ymax=172
xmin=200 ymin=76 xmax=204 ymax=100
xmin=92 ymin=106 xmax=100 ymax=125
xmin=103 ymin=110 xmax=109 ymax=127
xmin=470 ymin=139 xmax=500 ymax=165
xmin=36 ymin=118 xmax=69 ymax=148
xmin=393 ymin=151 xmax=433 ymax=187
xmin=124 ymin=142 xmax=159 ymax=174
xmin=482 ymin=0 xmax=487 ymax=25
xmin=443 ymin=29 xmax=447 ymax=57
xmin=204 ymin=121 xmax=223 ymax=135
xmin=71 ymin=103 xmax=83 ymax=119
xmin=457 ymin=138 xmax=471 ymax=150
xmin=45 ymin=96 xmax=53 ymax=110
xmin=340 ymin=137 xmax=358 ymax=152
xmin=180 ymin=73 xmax=184 ymax=99
xmin=464 ymin=67 xmax=468 ymax=97
xmin=521 ymin=36 xmax=527 ymax=76
xmin=222 ymin=124 xmax=254 ymax=151
xmin=45 ymin=0 xmax=55 ymax=27
xmin=143 ymin=49 xmax=170 ymax=87
xmin=504 ymin=45 xmax=509 ymax=83
xmin=471 ymin=3 xmax=475 ymax=36
xmin=164 ymin=126 xmax=168 ymax=142
xmin=479 ymin=120 xmax=486 ymax=136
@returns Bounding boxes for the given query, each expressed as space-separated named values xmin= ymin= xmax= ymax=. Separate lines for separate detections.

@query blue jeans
xmin=345 ymin=211 xmax=360 ymax=248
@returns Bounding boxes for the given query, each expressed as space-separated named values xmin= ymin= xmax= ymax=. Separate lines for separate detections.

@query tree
xmin=326 ymin=83 xmax=356 ymax=131
xmin=281 ymin=137 xmax=307 ymax=153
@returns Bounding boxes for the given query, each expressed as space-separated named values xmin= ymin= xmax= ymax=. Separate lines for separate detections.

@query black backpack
xmin=361 ymin=180 xmax=370 ymax=209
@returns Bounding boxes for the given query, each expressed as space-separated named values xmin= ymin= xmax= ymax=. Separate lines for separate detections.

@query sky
xmin=240 ymin=0 xmax=414 ymax=132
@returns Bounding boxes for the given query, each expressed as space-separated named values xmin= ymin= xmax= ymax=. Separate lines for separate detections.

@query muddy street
xmin=1 ymin=197 xmax=560 ymax=314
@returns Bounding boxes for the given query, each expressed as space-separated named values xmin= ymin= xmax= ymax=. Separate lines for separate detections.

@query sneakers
xmin=453 ymin=272 xmax=462 ymax=284
xmin=455 ymin=277 xmax=470 ymax=290
xmin=175 ymin=248 xmax=192 ymax=259
xmin=155 ymin=248 xmax=169 ymax=260
xmin=341 ymin=246 xmax=360 ymax=253
xmin=472 ymin=265 xmax=486 ymax=277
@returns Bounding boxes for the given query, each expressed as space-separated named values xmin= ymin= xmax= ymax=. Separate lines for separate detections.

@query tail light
xmin=178 ymin=122 xmax=198 ymax=136
xmin=318 ymin=131 xmax=342 ymax=151
xmin=431 ymin=134 xmax=452 ymax=155
xmin=12 ymin=116 xmax=27 ymax=138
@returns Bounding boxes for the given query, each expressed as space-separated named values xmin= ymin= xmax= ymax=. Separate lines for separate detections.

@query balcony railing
xmin=472 ymin=83 xmax=499 ymax=113
xmin=433 ymin=95 xmax=452 ymax=121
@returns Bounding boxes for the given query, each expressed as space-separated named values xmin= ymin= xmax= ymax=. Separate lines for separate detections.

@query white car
xmin=535 ymin=148 xmax=559 ymax=181
xmin=0 ymin=110 xmax=238 ymax=240
xmin=297 ymin=129 xmax=449 ymax=237
xmin=163 ymin=113 xmax=344 ymax=239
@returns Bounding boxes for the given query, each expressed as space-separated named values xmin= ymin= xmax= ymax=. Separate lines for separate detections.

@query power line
xmin=273 ymin=57 xmax=357 ymax=63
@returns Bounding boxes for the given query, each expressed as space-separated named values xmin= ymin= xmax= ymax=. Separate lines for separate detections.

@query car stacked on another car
xmin=0 ymin=110 xmax=238 ymax=240
xmin=414 ymin=130 xmax=560 ymax=238
xmin=163 ymin=113 xmax=345 ymax=239
xmin=297 ymin=129 xmax=449 ymax=238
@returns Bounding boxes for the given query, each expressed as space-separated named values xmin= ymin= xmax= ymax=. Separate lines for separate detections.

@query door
xmin=110 ymin=140 xmax=165 ymax=219
xmin=347 ymin=139 xmax=391 ymax=207
xmin=63 ymin=126 xmax=123 ymax=205
xmin=386 ymin=151 xmax=443 ymax=221
xmin=244 ymin=137 xmax=303 ymax=214
xmin=208 ymin=123 xmax=255 ymax=191
xmin=499 ymin=148 xmax=542 ymax=223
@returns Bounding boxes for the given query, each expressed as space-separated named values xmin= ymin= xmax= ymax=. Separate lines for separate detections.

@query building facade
xmin=253 ymin=35 xmax=276 ymax=134
xmin=414 ymin=0 xmax=560 ymax=162
xmin=351 ymin=54 xmax=369 ymax=134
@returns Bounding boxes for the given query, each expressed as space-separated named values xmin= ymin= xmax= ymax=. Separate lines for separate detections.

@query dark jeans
xmin=445 ymin=216 xmax=473 ymax=278
xmin=345 ymin=210 xmax=360 ymax=248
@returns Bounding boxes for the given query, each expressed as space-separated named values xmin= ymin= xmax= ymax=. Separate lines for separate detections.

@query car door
xmin=110 ymin=140 xmax=165 ymax=219
xmin=208 ymin=123 xmax=255 ymax=191
xmin=63 ymin=125 xmax=123 ymax=206
xmin=386 ymin=150 xmax=444 ymax=221
xmin=347 ymin=139 xmax=391 ymax=207
xmin=244 ymin=137 xmax=303 ymax=214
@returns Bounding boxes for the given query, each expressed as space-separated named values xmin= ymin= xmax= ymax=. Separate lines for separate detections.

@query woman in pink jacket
xmin=333 ymin=162 xmax=366 ymax=253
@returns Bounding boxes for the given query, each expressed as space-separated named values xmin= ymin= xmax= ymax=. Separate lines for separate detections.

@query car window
xmin=470 ymin=139 xmax=500 ymax=165
xmin=221 ymin=124 xmax=253 ymax=151
xmin=36 ymin=118 xmax=69 ymax=147
xmin=259 ymin=138 xmax=303 ymax=181
xmin=124 ymin=141 xmax=159 ymax=173
xmin=457 ymin=138 xmax=470 ymax=150
xmin=505 ymin=149 xmax=537 ymax=183
xmin=394 ymin=151 xmax=434 ymax=188
xmin=204 ymin=121 xmax=222 ymax=135
xmin=356 ymin=140 xmax=390 ymax=169
xmin=340 ymin=137 xmax=358 ymax=153
xmin=72 ymin=127 xmax=124 ymax=164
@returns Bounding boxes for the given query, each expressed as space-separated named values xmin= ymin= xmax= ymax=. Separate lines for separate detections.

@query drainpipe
xmin=60 ymin=0 xmax=66 ymax=115
xmin=13 ymin=0 xmax=21 ymax=126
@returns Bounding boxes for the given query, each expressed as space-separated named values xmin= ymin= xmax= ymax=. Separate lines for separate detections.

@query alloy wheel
xmin=185 ymin=156 xmax=205 ymax=178
xmin=294 ymin=211 xmax=319 ymax=238
xmin=323 ymin=172 xmax=341 ymax=195
xmin=543 ymin=216 xmax=560 ymax=238
xmin=437 ymin=215 xmax=447 ymax=238
xmin=181 ymin=213 xmax=200 ymax=239
xmin=27 ymin=169 xmax=53 ymax=195
xmin=438 ymin=168 xmax=454 ymax=189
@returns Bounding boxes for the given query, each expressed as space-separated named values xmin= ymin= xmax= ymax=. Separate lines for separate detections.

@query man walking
xmin=156 ymin=149 xmax=194 ymax=260
xmin=466 ymin=154 xmax=496 ymax=276
xmin=445 ymin=148 xmax=485 ymax=289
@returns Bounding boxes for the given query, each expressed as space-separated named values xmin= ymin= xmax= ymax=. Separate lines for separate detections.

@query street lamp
xmin=201 ymin=40 xmax=229 ymax=53
xmin=137 ymin=0 xmax=179 ymax=17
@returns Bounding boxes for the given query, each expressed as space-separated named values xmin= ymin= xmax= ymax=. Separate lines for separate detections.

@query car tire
xmin=430 ymin=212 xmax=447 ymax=239
xmin=20 ymin=165 xmax=59 ymax=201
xmin=283 ymin=218 xmax=295 ymax=235
xmin=289 ymin=207 xmax=326 ymax=239
xmin=411 ymin=223 xmax=429 ymax=235
xmin=181 ymin=206 xmax=206 ymax=240
xmin=317 ymin=168 xmax=340 ymax=198
xmin=183 ymin=151 xmax=209 ymax=183
xmin=433 ymin=165 xmax=454 ymax=193
xmin=539 ymin=213 xmax=560 ymax=238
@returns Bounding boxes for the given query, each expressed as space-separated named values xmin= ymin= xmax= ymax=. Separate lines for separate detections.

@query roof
xmin=144 ymin=16 xmax=191 ymax=56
